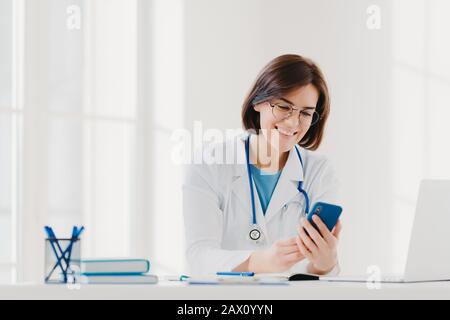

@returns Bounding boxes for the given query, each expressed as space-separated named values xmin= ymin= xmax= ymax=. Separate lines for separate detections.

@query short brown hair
xmin=241 ymin=54 xmax=330 ymax=150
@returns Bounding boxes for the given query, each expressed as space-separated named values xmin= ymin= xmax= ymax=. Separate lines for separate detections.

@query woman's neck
xmin=250 ymin=134 xmax=289 ymax=173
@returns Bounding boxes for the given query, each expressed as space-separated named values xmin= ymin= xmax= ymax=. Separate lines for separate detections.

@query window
xmin=1 ymin=0 xmax=186 ymax=283
xmin=0 ymin=0 xmax=19 ymax=283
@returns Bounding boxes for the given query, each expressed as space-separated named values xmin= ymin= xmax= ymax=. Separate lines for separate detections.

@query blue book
xmin=80 ymin=259 xmax=150 ymax=276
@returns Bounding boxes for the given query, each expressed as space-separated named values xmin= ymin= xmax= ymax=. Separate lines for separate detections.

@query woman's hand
xmin=247 ymin=237 xmax=305 ymax=273
xmin=296 ymin=216 xmax=342 ymax=275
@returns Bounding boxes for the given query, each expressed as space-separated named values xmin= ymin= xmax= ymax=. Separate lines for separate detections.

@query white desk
xmin=1 ymin=281 xmax=450 ymax=299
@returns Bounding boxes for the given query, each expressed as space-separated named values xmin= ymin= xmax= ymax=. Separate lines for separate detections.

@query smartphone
xmin=306 ymin=202 xmax=342 ymax=232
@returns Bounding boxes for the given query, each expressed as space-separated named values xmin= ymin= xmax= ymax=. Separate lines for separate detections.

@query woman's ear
xmin=253 ymin=103 xmax=262 ymax=112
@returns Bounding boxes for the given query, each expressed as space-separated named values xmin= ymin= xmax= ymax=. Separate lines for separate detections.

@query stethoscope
xmin=245 ymin=135 xmax=310 ymax=243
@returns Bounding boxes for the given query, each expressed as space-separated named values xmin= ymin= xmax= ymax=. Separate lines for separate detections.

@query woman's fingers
xmin=300 ymin=218 xmax=327 ymax=249
xmin=279 ymin=244 xmax=301 ymax=254
xmin=276 ymin=237 xmax=298 ymax=247
xmin=332 ymin=219 xmax=342 ymax=239
xmin=297 ymin=225 xmax=318 ymax=254
xmin=295 ymin=236 xmax=313 ymax=260
xmin=284 ymin=251 xmax=304 ymax=263
xmin=312 ymin=215 xmax=335 ymax=245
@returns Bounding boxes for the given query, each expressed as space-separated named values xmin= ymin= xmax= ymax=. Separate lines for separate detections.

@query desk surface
xmin=1 ymin=280 xmax=450 ymax=299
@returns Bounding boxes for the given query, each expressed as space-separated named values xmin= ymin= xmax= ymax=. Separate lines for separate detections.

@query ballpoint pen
xmin=46 ymin=227 xmax=64 ymax=256
xmin=216 ymin=272 xmax=255 ymax=277
xmin=45 ymin=226 xmax=85 ymax=282
xmin=55 ymin=226 xmax=85 ymax=269
xmin=65 ymin=226 xmax=78 ymax=274
xmin=44 ymin=226 xmax=68 ymax=281
xmin=45 ymin=226 xmax=66 ymax=262
xmin=76 ymin=226 xmax=85 ymax=238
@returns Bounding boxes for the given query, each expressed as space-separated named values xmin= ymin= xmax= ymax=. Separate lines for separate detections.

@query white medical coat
xmin=183 ymin=133 xmax=341 ymax=275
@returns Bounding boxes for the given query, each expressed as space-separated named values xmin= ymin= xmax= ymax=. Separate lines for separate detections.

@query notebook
xmin=81 ymin=274 xmax=158 ymax=284
xmin=186 ymin=275 xmax=289 ymax=285
xmin=80 ymin=259 xmax=150 ymax=275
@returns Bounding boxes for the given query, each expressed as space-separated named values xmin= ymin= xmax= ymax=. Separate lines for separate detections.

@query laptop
xmin=321 ymin=180 xmax=450 ymax=283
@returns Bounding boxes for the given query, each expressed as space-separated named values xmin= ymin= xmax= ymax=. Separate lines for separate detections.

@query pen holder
xmin=44 ymin=238 xmax=81 ymax=284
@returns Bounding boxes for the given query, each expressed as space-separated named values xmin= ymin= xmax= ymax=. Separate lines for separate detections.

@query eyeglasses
xmin=268 ymin=102 xmax=320 ymax=127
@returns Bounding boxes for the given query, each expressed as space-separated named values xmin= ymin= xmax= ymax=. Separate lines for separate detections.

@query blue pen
xmin=68 ymin=226 xmax=84 ymax=254
xmin=65 ymin=226 xmax=78 ymax=272
xmin=49 ymin=226 xmax=71 ymax=282
xmin=65 ymin=226 xmax=84 ymax=265
xmin=47 ymin=227 xmax=69 ymax=267
xmin=45 ymin=226 xmax=84 ymax=282
xmin=46 ymin=227 xmax=64 ymax=254
xmin=44 ymin=226 xmax=67 ymax=281
xmin=76 ymin=226 xmax=85 ymax=238
xmin=216 ymin=272 xmax=255 ymax=277
xmin=45 ymin=226 xmax=63 ymax=266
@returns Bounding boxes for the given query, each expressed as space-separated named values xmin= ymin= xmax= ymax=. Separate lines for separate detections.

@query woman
xmin=183 ymin=54 xmax=342 ymax=275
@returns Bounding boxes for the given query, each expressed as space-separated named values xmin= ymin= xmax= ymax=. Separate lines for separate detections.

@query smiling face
xmin=253 ymin=84 xmax=320 ymax=153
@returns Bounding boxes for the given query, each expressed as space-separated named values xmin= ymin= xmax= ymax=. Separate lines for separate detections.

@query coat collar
xmin=233 ymin=133 xmax=304 ymax=181
xmin=231 ymin=133 xmax=305 ymax=224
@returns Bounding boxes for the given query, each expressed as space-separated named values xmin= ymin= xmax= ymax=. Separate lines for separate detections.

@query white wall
xmin=3 ymin=0 xmax=450 ymax=282
xmin=0 ymin=0 xmax=12 ymax=107
xmin=184 ymin=0 xmax=450 ymax=275
xmin=0 ymin=0 xmax=14 ymax=283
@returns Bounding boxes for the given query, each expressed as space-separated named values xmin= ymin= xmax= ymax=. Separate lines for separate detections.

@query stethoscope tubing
xmin=245 ymin=135 xmax=310 ymax=241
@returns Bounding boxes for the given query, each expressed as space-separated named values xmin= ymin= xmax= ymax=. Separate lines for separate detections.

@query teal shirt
xmin=249 ymin=164 xmax=282 ymax=215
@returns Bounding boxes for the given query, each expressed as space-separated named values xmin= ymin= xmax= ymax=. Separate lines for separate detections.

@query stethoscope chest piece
xmin=248 ymin=226 xmax=264 ymax=244
xmin=244 ymin=135 xmax=309 ymax=245
xmin=249 ymin=228 xmax=261 ymax=241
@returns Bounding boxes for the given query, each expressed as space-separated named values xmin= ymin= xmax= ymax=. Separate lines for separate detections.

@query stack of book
xmin=79 ymin=259 xmax=158 ymax=284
